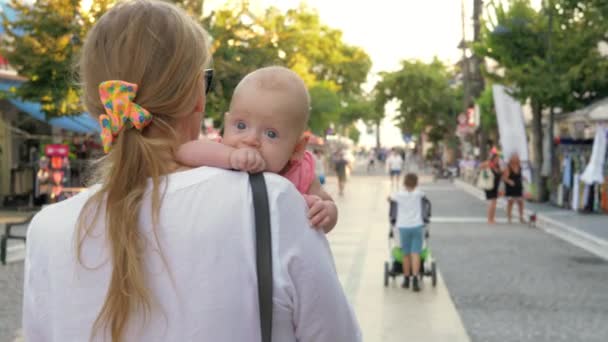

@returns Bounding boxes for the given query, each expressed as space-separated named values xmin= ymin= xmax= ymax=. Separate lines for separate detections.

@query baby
xmin=177 ymin=66 xmax=337 ymax=232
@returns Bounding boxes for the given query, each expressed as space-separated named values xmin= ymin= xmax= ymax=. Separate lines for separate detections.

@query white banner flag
xmin=492 ymin=85 xmax=532 ymax=181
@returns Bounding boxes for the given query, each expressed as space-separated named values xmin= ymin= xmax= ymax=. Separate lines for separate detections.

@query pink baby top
xmin=282 ymin=150 xmax=316 ymax=195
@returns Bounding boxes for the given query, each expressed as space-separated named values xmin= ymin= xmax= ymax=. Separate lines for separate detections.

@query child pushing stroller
xmin=385 ymin=173 xmax=437 ymax=291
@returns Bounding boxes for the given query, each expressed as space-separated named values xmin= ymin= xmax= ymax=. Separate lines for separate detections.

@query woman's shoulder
xmin=26 ymin=187 xmax=98 ymax=257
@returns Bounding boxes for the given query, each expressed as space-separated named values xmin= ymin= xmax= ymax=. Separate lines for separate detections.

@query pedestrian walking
xmin=334 ymin=150 xmax=350 ymax=196
xmin=387 ymin=148 xmax=404 ymax=191
xmin=21 ymin=1 xmax=360 ymax=341
xmin=388 ymin=173 xmax=425 ymax=292
xmin=503 ymin=153 xmax=525 ymax=224
xmin=367 ymin=150 xmax=376 ymax=173
xmin=314 ymin=149 xmax=327 ymax=186
xmin=480 ymin=153 xmax=502 ymax=224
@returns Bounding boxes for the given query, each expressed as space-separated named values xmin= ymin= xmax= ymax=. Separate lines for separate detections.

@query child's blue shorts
xmin=318 ymin=175 xmax=326 ymax=185
xmin=398 ymin=226 xmax=424 ymax=255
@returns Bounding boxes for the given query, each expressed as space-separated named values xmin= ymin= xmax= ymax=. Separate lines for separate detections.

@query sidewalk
xmin=324 ymin=175 xmax=470 ymax=342
xmin=454 ymin=179 xmax=608 ymax=260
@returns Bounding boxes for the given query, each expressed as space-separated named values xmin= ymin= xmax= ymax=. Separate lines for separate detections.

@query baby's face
xmin=223 ymin=87 xmax=306 ymax=173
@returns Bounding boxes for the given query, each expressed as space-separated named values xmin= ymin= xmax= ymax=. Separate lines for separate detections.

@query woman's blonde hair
xmin=76 ymin=1 xmax=210 ymax=340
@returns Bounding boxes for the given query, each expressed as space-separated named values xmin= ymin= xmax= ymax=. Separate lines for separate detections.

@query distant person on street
xmin=313 ymin=149 xmax=327 ymax=186
xmin=334 ymin=150 xmax=350 ymax=196
xmin=367 ymin=150 xmax=376 ymax=173
xmin=503 ymin=153 xmax=525 ymax=224
xmin=21 ymin=1 xmax=360 ymax=341
xmin=481 ymin=152 xmax=502 ymax=224
xmin=389 ymin=173 xmax=425 ymax=292
xmin=387 ymin=148 xmax=404 ymax=190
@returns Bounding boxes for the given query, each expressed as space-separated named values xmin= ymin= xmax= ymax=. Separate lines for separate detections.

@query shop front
xmin=550 ymin=99 xmax=608 ymax=214
xmin=0 ymin=74 xmax=101 ymax=209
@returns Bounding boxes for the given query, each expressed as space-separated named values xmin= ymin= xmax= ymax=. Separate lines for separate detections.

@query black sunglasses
xmin=204 ymin=69 xmax=214 ymax=94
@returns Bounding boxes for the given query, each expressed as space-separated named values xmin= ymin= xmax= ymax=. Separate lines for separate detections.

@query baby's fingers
xmin=252 ymin=155 xmax=266 ymax=173
xmin=310 ymin=211 xmax=329 ymax=227
xmin=308 ymin=202 xmax=324 ymax=219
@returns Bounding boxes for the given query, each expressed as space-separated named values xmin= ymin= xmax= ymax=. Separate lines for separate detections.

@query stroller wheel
xmin=431 ymin=261 xmax=437 ymax=287
xmin=384 ymin=262 xmax=390 ymax=287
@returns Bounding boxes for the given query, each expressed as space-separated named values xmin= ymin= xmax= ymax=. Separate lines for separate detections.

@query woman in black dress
xmin=482 ymin=153 xmax=502 ymax=224
xmin=503 ymin=154 xmax=525 ymax=223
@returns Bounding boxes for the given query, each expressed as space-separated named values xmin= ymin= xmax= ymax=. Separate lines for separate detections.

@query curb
xmin=454 ymin=179 xmax=608 ymax=261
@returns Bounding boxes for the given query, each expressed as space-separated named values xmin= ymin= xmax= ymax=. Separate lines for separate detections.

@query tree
xmin=474 ymin=0 xmax=608 ymax=201
xmin=1 ymin=0 xmax=83 ymax=117
xmin=1 ymin=0 xmax=114 ymax=118
xmin=308 ymin=83 xmax=340 ymax=135
xmin=374 ymin=58 xmax=460 ymax=138
xmin=475 ymin=84 xmax=498 ymax=139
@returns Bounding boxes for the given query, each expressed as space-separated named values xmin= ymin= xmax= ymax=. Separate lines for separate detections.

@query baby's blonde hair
xmin=77 ymin=1 xmax=210 ymax=340
xmin=231 ymin=66 xmax=311 ymax=131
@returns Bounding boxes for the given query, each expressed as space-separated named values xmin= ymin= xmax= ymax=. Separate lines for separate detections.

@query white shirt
xmin=314 ymin=154 xmax=326 ymax=175
xmin=386 ymin=154 xmax=404 ymax=171
xmin=390 ymin=189 xmax=425 ymax=228
xmin=23 ymin=167 xmax=361 ymax=342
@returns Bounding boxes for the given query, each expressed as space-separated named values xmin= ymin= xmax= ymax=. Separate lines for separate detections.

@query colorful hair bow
xmin=98 ymin=80 xmax=153 ymax=153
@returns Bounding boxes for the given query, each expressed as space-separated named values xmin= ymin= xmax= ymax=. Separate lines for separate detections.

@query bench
xmin=1 ymin=215 xmax=34 ymax=265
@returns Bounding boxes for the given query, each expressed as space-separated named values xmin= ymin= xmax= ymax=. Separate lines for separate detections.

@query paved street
xmin=425 ymin=181 xmax=608 ymax=342
xmin=1 ymin=171 xmax=608 ymax=341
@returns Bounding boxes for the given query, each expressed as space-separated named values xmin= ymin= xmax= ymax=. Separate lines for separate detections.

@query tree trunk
xmin=531 ymin=102 xmax=547 ymax=202
xmin=479 ymin=129 xmax=488 ymax=161
xmin=471 ymin=0 xmax=485 ymax=99
xmin=548 ymin=106 xmax=555 ymax=166
xmin=375 ymin=119 xmax=381 ymax=149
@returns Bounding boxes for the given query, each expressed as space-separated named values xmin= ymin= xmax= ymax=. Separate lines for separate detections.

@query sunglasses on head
xmin=204 ymin=69 xmax=214 ymax=94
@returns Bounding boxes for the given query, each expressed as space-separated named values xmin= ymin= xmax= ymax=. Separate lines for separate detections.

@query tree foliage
xmin=2 ymin=0 xmax=372 ymax=132
xmin=308 ymin=83 xmax=340 ymax=135
xmin=373 ymin=58 xmax=460 ymax=136
xmin=476 ymin=84 xmax=497 ymax=133
xmin=1 ymin=0 xmax=113 ymax=118
xmin=474 ymin=0 xmax=608 ymax=200
xmin=2 ymin=0 xmax=82 ymax=117
xmin=476 ymin=0 xmax=608 ymax=111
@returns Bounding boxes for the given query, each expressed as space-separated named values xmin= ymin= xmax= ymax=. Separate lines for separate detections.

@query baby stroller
xmin=384 ymin=198 xmax=437 ymax=288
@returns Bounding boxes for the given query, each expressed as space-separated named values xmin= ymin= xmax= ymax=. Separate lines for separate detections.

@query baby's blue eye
xmin=236 ymin=121 xmax=246 ymax=130
xmin=266 ymin=130 xmax=278 ymax=139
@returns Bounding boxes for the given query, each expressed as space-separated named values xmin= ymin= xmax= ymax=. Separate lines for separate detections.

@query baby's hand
xmin=304 ymin=194 xmax=336 ymax=233
xmin=229 ymin=148 xmax=266 ymax=173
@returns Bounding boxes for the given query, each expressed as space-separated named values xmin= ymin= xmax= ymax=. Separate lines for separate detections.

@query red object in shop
xmin=45 ymin=144 xmax=69 ymax=157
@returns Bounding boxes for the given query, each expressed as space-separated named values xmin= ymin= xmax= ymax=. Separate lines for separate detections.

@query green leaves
xmin=374 ymin=58 xmax=460 ymax=136
xmin=2 ymin=0 xmax=372 ymax=130
xmin=475 ymin=0 xmax=608 ymax=112
xmin=1 ymin=0 xmax=88 ymax=118
xmin=309 ymin=83 xmax=340 ymax=135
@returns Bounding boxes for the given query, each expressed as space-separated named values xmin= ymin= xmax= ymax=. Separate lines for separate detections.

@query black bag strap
xmin=249 ymin=173 xmax=273 ymax=342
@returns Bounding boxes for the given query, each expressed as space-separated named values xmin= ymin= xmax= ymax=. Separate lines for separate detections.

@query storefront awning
xmin=587 ymin=99 xmax=608 ymax=121
xmin=557 ymin=97 xmax=608 ymax=124
xmin=0 ymin=77 xmax=100 ymax=134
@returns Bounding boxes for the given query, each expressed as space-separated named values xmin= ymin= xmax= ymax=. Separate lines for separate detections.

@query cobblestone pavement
xmin=427 ymin=181 xmax=608 ymax=342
